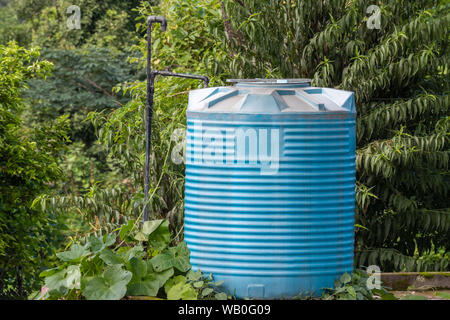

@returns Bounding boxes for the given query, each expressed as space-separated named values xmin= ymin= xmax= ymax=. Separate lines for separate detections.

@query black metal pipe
xmin=144 ymin=16 xmax=166 ymax=223
xmin=143 ymin=16 xmax=209 ymax=223
xmin=154 ymin=70 xmax=209 ymax=87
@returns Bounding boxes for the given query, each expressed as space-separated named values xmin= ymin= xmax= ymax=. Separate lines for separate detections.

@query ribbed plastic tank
xmin=184 ymin=79 xmax=356 ymax=298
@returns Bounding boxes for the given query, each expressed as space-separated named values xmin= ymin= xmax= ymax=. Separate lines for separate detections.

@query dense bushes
xmin=0 ymin=0 xmax=448 ymax=299
xmin=217 ymin=0 xmax=449 ymax=272
xmin=0 ymin=43 xmax=70 ymax=298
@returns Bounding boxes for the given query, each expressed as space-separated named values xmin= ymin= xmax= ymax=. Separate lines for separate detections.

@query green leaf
xmin=56 ymin=244 xmax=90 ymax=262
xmin=215 ymin=292 xmax=228 ymax=300
xmin=372 ymin=289 xmax=398 ymax=300
xmin=164 ymin=275 xmax=198 ymax=300
xmin=45 ymin=265 xmax=81 ymax=296
xmin=99 ymin=249 xmax=125 ymax=266
xmin=186 ymin=269 xmax=202 ymax=281
xmin=39 ymin=267 xmax=60 ymax=278
xmin=142 ymin=219 xmax=164 ymax=236
xmin=201 ymin=287 xmax=214 ymax=297
xmin=87 ymin=236 xmax=106 ymax=253
xmin=134 ymin=232 xmax=147 ymax=242
xmin=354 ymin=224 xmax=369 ymax=231
xmin=147 ymin=220 xmax=171 ymax=251
xmin=119 ymin=244 xmax=146 ymax=261
xmin=346 ymin=286 xmax=357 ymax=298
xmin=119 ymin=219 xmax=135 ymax=241
xmin=340 ymin=273 xmax=352 ymax=284
xmin=83 ymin=265 xmax=132 ymax=300
xmin=151 ymin=242 xmax=191 ymax=273
xmin=103 ymin=233 xmax=117 ymax=247
xmin=126 ymin=258 xmax=174 ymax=297
xmin=193 ymin=281 xmax=204 ymax=288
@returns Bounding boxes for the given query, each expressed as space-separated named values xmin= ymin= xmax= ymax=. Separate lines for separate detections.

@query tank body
xmin=184 ymin=79 xmax=356 ymax=298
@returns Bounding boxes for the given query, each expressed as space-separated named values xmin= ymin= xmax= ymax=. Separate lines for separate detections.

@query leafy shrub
xmin=35 ymin=219 xmax=229 ymax=300
xmin=0 ymin=42 xmax=70 ymax=298
xmin=321 ymin=270 xmax=397 ymax=300
xmin=217 ymin=0 xmax=450 ymax=272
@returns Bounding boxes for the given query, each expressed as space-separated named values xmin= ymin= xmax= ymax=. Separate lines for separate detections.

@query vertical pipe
xmin=144 ymin=16 xmax=167 ymax=223
xmin=143 ymin=16 xmax=208 ymax=223
xmin=143 ymin=19 xmax=153 ymax=223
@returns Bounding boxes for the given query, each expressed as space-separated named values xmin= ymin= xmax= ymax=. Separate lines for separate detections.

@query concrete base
xmin=381 ymin=272 xmax=450 ymax=291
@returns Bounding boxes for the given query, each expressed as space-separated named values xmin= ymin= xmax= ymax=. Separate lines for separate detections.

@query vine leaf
xmin=340 ymin=273 xmax=352 ymax=284
xmin=99 ymin=249 xmax=125 ymax=266
xmin=56 ymin=244 xmax=90 ymax=262
xmin=126 ymin=258 xmax=174 ymax=296
xmin=143 ymin=219 xmax=164 ymax=235
xmin=87 ymin=233 xmax=116 ymax=253
xmin=151 ymin=241 xmax=191 ymax=273
xmin=164 ymin=275 xmax=198 ymax=300
xmin=45 ymin=265 xmax=81 ymax=296
xmin=83 ymin=265 xmax=132 ymax=300
xmin=147 ymin=219 xmax=171 ymax=251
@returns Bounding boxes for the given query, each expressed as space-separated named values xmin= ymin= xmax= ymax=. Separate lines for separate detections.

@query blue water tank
xmin=184 ymin=79 xmax=356 ymax=298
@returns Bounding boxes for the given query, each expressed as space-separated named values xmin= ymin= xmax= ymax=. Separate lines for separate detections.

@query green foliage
xmin=134 ymin=0 xmax=226 ymax=79
xmin=0 ymin=0 xmax=144 ymax=50
xmin=0 ymin=1 xmax=148 ymax=195
xmin=21 ymin=47 xmax=143 ymax=194
xmin=0 ymin=42 xmax=70 ymax=298
xmin=321 ymin=270 xmax=397 ymax=300
xmin=39 ymin=0 xmax=229 ymax=241
xmin=218 ymin=0 xmax=450 ymax=272
xmin=37 ymin=219 xmax=228 ymax=300
xmin=0 ymin=4 xmax=31 ymax=46
xmin=4 ymin=0 xmax=449 ymax=300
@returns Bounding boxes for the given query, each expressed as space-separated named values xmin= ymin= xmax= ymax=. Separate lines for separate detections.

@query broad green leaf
xmin=126 ymin=258 xmax=174 ymax=296
xmin=45 ymin=265 xmax=81 ymax=295
xmin=147 ymin=220 xmax=171 ymax=251
xmin=346 ymin=286 xmax=356 ymax=298
xmin=119 ymin=244 xmax=146 ymax=262
xmin=164 ymin=275 xmax=198 ymax=300
xmin=119 ymin=219 xmax=135 ymax=241
xmin=87 ymin=236 xmax=105 ymax=253
xmin=99 ymin=249 xmax=125 ymax=266
xmin=134 ymin=232 xmax=147 ymax=242
xmin=83 ymin=265 xmax=132 ymax=300
xmin=127 ymin=257 xmax=147 ymax=278
xmin=186 ymin=269 xmax=202 ymax=281
xmin=103 ymin=233 xmax=117 ymax=247
xmin=87 ymin=234 xmax=115 ymax=253
xmin=80 ymin=255 xmax=104 ymax=278
xmin=340 ymin=273 xmax=352 ymax=284
xmin=151 ymin=242 xmax=190 ymax=273
xmin=193 ymin=281 xmax=204 ymax=288
xmin=202 ymin=288 xmax=214 ymax=297
xmin=56 ymin=244 xmax=90 ymax=262
xmin=215 ymin=292 xmax=228 ymax=300
xmin=142 ymin=219 xmax=164 ymax=236
xmin=39 ymin=267 xmax=60 ymax=278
